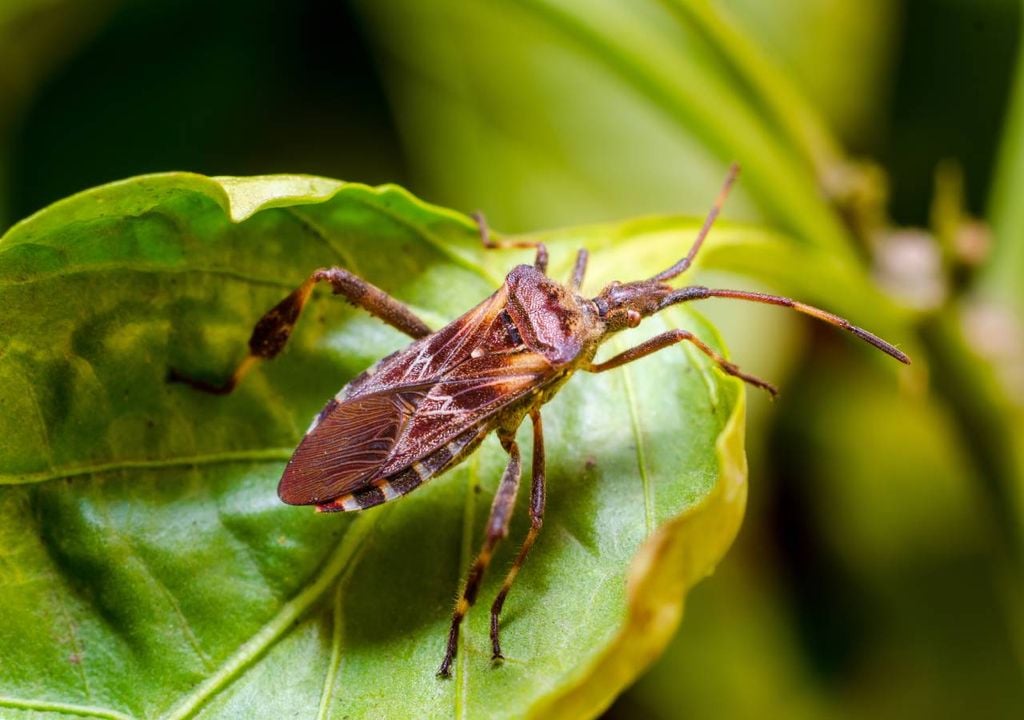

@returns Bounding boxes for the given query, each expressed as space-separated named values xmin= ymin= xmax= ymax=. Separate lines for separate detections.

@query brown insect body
xmin=278 ymin=265 xmax=601 ymax=513
xmin=170 ymin=165 xmax=909 ymax=677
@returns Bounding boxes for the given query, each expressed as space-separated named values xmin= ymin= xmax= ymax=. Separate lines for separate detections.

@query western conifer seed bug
xmin=170 ymin=165 xmax=909 ymax=677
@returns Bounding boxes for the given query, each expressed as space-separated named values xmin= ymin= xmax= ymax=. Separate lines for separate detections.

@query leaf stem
xmin=514 ymin=0 xmax=857 ymax=261
xmin=919 ymin=311 xmax=1024 ymax=673
xmin=659 ymin=0 xmax=844 ymax=177
xmin=919 ymin=312 xmax=1022 ymax=558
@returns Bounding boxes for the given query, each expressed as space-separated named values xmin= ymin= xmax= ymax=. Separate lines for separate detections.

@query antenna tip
xmin=850 ymin=325 xmax=911 ymax=364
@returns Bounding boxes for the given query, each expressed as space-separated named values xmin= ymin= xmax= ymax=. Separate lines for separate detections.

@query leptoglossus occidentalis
xmin=170 ymin=165 xmax=909 ymax=677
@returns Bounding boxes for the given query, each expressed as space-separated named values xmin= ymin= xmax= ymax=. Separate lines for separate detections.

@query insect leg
xmin=533 ymin=244 xmax=549 ymax=274
xmin=489 ymin=410 xmax=545 ymax=662
xmin=587 ymin=329 xmax=779 ymax=397
xmin=438 ymin=432 xmax=523 ymax=678
xmin=471 ymin=211 xmax=549 ymax=274
xmin=568 ymin=248 xmax=589 ymax=292
xmin=169 ymin=267 xmax=431 ymax=394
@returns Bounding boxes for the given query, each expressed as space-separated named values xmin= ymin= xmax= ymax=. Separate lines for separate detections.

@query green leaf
xmin=0 ymin=173 xmax=745 ymax=719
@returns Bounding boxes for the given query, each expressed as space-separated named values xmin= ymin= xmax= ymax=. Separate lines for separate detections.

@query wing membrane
xmin=379 ymin=350 xmax=552 ymax=474
xmin=277 ymin=389 xmax=423 ymax=504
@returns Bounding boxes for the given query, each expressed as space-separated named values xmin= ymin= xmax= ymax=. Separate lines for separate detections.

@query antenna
xmin=650 ymin=163 xmax=740 ymax=283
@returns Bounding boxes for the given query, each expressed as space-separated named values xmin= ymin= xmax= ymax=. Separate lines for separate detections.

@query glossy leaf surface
xmin=0 ymin=174 xmax=745 ymax=719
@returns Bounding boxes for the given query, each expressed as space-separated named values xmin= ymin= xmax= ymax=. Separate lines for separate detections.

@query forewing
xmin=281 ymin=280 xmax=560 ymax=507
xmin=277 ymin=388 xmax=424 ymax=504
xmin=341 ymin=284 xmax=510 ymax=399
xmin=378 ymin=349 xmax=555 ymax=475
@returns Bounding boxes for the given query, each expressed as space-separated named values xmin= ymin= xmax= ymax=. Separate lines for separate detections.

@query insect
xmin=170 ymin=165 xmax=909 ymax=677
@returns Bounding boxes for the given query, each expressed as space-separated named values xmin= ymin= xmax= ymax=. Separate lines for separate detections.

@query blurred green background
xmin=3 ymin=0 xmax=1022 ymax=717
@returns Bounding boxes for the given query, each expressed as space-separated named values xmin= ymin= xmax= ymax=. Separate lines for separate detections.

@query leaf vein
xmin=0 ymin=696 xmax=135 ymax=720
xmin=315 ymin=566 xmax=347 ymax=720
xmin=315 ymin=532 xmax=372 ymax=720
xmin=120 ymin=528 xmax=214 ymax=672
xmin=162 ymin=514 xmax=377 ymax=720
xmin=619 ymin=355 xmax=654 ymax=537
xmin=1 ymin=449 xmax=295 ymax=485
xmin=455 ymin=453 xmax=483 ymax=720
xmin=21 ymin=375 xmax=56 ymax=474
xmin=0 ymin=263 xmax=298 ymax=290
xmin=282 ymin=208 xmax=359 ymax=272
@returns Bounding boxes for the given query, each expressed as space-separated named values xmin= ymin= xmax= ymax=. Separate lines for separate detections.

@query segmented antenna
xmin=650 ymin=163 xmax=740 ymax=283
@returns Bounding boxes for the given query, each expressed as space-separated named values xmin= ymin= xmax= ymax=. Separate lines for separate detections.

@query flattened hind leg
xmin=169 ymin=267 xmax=431 ymax=394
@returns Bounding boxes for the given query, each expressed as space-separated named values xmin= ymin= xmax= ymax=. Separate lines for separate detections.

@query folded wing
xmin=278 ymin=350 xmax=552 ymax=506
xmin=277 ymin=388 xmax=424 ymax=504
xmin=279 ymin=281 xmax=566 ymax=507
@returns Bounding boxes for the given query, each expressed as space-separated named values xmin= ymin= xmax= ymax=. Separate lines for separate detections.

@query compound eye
xmin=626 ymin=310 xmax=641 ymax=328
xmin=594 ymin=299 xmax=608 ymax=318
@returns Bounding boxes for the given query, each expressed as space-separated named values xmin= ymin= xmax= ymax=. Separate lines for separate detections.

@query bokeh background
xmin=3 ymin=0 xmax=1022 ymax=717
